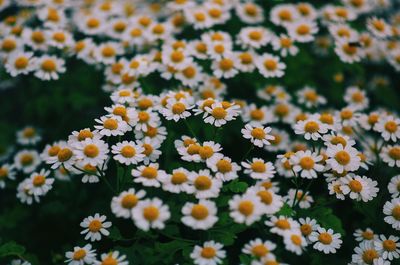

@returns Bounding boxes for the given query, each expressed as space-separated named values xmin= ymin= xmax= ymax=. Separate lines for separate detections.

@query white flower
xmin=294 ymin=115 xmax=329 ymax=141
xmin=353 ymin=228 xmax=376 ymax=242
xmin=241 ymin=158 xmax=276 ymax=179
xmin=27 ymin=169 xmax=54 ymax=196
xmin=241 ymin=124 xmax=275 ymax=148
xmin=190 ymin=169 xmax=222 ymax=199
xmin=283 ymin=231 xmax=308 ymax=255
xmin=161 ymin=98 xmax=193 ymax=122
xmin=340 ymin=175 xmax=379 ymax=202
xmin=256 ymin=53 xmax=286 ymax=78
xmin=250 ymin=187 xmax=283 ymax=215
xmin=374 ymin=234 xmax=400 ymax=260
xmin=94 ymin=115 xmax=131 ymax=137
xmin=181 ymin=199 xmax=218 ymax=230
xmin=326 ymin=144 xmax=361 ymax=173
xmin=383 ymin=198 xmax=400 ymax=230
xmin=80 ymin=214 xmax=112 ymax=242
xmin=65 ymin=244 xmax=96 ymax=265
xmin=242 ymin=238 xmax=276 ymax=259
xmin=111 ymin=188 xmax=146 ymax=219
xmin=73 ymin=138 xmax=109 ymax=167
xmin=5 ymin=51 xmax=36 ymax=77
xmin=229 ymin=193 xmax=264 ymax=225
xmin=299 ymin=217 xmax=319 ymax=242
xmin=0 ymin=164 xmax=16 ymax=188
xmin=190 ymin=241 xmax=226 ymax=265
xmin=309 ymin=227 xmax=343 ymax=254
xmin=111 ymin=141 xmax=145 ymax=165
xmin=34 ymin=55 xmax=66 ymax=80
xmin=290 ymin=150 xmax=324 ymax=179
xmin=388 ymin=175 xmax=400 ymax=198
xmin=204 ymin=102 xmax=241 ymax=127
xmin=161 ymin=167 xmax=194 ymax=194
xmin=287 ymin=20 xmax=318 ymax=43
xmin=132 ymin=198 xmax=170 ymax=231
xmin=94 ymin=251 xmax=128 ymax=265
xmin=14 ymin=150 xmax=41 ymax=174
xmin=380 ymin=145 xmax=400 ymax=168
xmin=352 ymin=241 xmax=380 ymax=265
xmin=208 ymin=154 xmax=240 ymax=181
xmin=265 ymin=216 xmax=300 ymax=236
xmin=374 ymin=115 xmax=400 ymax=142
xmin=367 ymin=17 xmax=392 ymax=39
xmin=131 ymin=163 xmax=167 ymax=188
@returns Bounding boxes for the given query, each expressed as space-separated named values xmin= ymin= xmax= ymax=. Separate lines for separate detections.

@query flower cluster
xmin=1 ymin=0 xmax=400 ymax=265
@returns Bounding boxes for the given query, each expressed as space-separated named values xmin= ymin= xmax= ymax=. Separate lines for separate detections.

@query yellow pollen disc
xmin=130 ymin=28 xmax=142 ymax=37
xmin=362 ymin=249 xmax=379 ymax=264
xmin=88 ymin=219 xmax=102 ymax=232
xmin=320 ymin=113 xmax=334 ymax=124
xmin=275 ymin=219 xmax=290 ymax=230
xmin=300 ymin=156 xmax=315 ymax=170
xmin=187 ymin=144 xmax=200 ymax=155
xmin=171 ymin=172 xmax=187 ymax=184
xmin=251 ymin=161 xmax=266 ymax=172
xmin=14 ymin=57 xmax=29 ymax=69
xmin=20 ymin=154 xmax=33 ymax=166
xmin=0 ymin=167 xmax=8 ymax=179
xmin=219 ymin=58 xmax=234 ymax=71
xmin=278 ymin=9 xmax=292 ymax=21
xmin=83 ymin=144 xmax=99 ymax=158
xmin=385 ymin=121 xmax=398 ymax=133
xmin=368 ymin=114 xmax=379 ymax=125
xmin=31 ymin=31 xmax=45 ymax=43
xmin=102 ymin=256 xmax=118 ymax=265
xmin=201 ymin=247 xmax=216 ymax=259
xmin=33 ymin=175 xmax=46 ymax=186
xmin=335 ymin=151 xmax=351 ymax=165
xmin=113 ymin=106 xmax=126 ymax=117
xmin=216 ymin=159 xmax=232 ymax=173
xmin=250 ymin=109 xmax=264 ymax=120
xmin=172 ymin=102 xmax=186 ymax=114
xmin=194 ymin=175 xmax=212 ymax=190
xmin=392 ymin=206 xmax=400 ymax=221
xmin=102 ymin=46 xmax=116 ymax=57
xmin=142 ymin=167 xmax=157 ymax=179
xmin=152 ymin=24 xmax=165 ymax=34
xmin=58 ymin=148 xmax=73 ymax=162
xmin=382 ymin=240 xmax=396 ymax=251
xmin=121 ymin=145 xmax=136 ymax=158
xmin=73 ymin=249 xmax=86 ymax=260
xmin=249 ymin=30 xmax=262 ymax=41
xmin=196 ymin=42 xmax=207 ymax=53
xmin=245 ymin=4 xmax=257 ymax=16
xmin=239 ymin=52 xmax=253 ymax=64
xmin=113 ymin=21 xmax=126 ymax=32
xmin=121 ymin=194 xmax=138 ymax=208
xmin=252 ymin=245 xmax=268 ymax=257
xmin=362 ymin=231 xmax=374 ymax=240
xmin=78 ymin=129 xmax=93 ymax=141
xmin=143 ymin=206 xmax=159 ymax=221
xmin=138 ymin=112 xmax=150 ymax=122
xmin=199 ymin=146 xmax=214 ymax=159
xmin=343 ymin=44 xmax=357 ymax=55
xmin=304 ymin=121 xmax=320 ymax=133
xmin=349 ymin=180 xmax=362 ymax=192
xmin=275 ymin=104 xmax=289 ymax=117
xmin=389 ymin=147 xmax=400 ymax=160
xmin=238 ymin=200 xmax=254 ymax=216
xmin=263 ymin=59 xmax=277 ymax=70
xmin=372 ymin=20 xmax=385 ymax=31
xmin=41 ymin=59 xmax=57 ymax=72
xmin=318 ymin=232 xmax=333 ymax=244
xmin=191 ymin=204 xmax=209 ymax=220
xmin=251 ymin=128 xmax=266 ymax=139
xmin=296 ymin=24 xmax=310 ymax=35
xmin=53 ymin=32 xmax=65 ymax=42
xmin=301 ymin=224 xmax=312 ymax=236
xmin=331 ymin=136 xmax=347 ymax=146
xmin=291 ymin=234 xmax=302 ymax=246
xmin=103 ymin=119 xmax=118 ymax=130
xmin=257 ymin=190 xmax=273 ymax=205
xmin=86 ymin=18 xmax=100 ymax=28
xmin=304 ymin=91 xmax=318 ymax=102
xmin=137 ymin=98 xmax=153 ymax=110
xmin=208 ymin=8 xmax=222 ymax=18
xmin=170 ymin=50 xmax=184 ymax=63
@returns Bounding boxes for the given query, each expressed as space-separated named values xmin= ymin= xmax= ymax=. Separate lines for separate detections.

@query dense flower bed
xmin=0 ymin=0 xmax=400 ymax=265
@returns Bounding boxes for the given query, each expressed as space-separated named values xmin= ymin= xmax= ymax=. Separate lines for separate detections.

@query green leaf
xmin=275 ymin=203 xmax=295 ymax=217
xmin=228 ymin=180 xmax=248 ymax=193
xmin=307 ymin=207 xmax=345 ymax=236
xmin=0 ymin=241 xmax=26 ymax=258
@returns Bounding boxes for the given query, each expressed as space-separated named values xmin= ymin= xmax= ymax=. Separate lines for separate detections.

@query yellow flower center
xmin=121 ymin=145 xmax=136 ymax=158
xmin=73 ymin=249 xmax=86 ymax=260
xmin=0 ymin=167 xmax=8 ymax=179
xmin=103 ymin=118 xmax=118 ymax=130
xmin=53 ymin=32 xmax=65 ymax=42
xmin=152 ymin=24 xmax=165 ymax=35
xmin=275 ymin=219 xmax=291 ymax=230
xmin=219 ymin=58 xmax=234 ymax=71
xmin=301 ymin=224 xmax=312 ymax=236
xmin=300 ymin=156 xmax=315 ymax=170
xmin=170 ymin=50 xmax=184 ymax=63
xmin=102 ymin=256 xmax=118 ymax=265
xmin=251 ymin=128 xmax=265 ymax=139
xmin=195 ymin=175 xmax=212 ymax=190
xmin=102 ymin=46 xmax=116 ymax=57
xmin=20 ymin=154 xmax=33 ymax=166
xmin=211 ymin=107 xmax=227 ymax=119
xmin=296 ymin=24 xmax=310 ymax=35
xmin=187 ymin=144 xmax=200 ymax=155
xmin=172 ymin=102 xmax=186 ymax=114
xmin=320 ymin=113 xmax=334 ymax=125
xmin=41 ymin=59 xmax=57 ymax=72
xmin=278 ymin=9 xmax=292 ymax=21
xmin=257 ymin=190 xmax=273 ymax=205
xmin=32 ymin=31 xmax=45 ymax=43
xmin=335 ymin=151 xmax=351 ymax=165
xmin=191 ymin=204 xmax=209 ymax=220
xmin=349 ymin=180 xmax=362 ymax=193
xmin=14 ymin=57 xmax=29 ymax=69
xmin=86 ymin=18 xmax=100 ymax=28
xmin=121 ymin=194 xmax=138 ymax=209
xmin=385 ymin=121 xmax=398 ymax=133
xmin=291 ymin=234 xmax=303 ymax=246
xmin=249 ymin=30 xmax=262 ymax=41
xmin=274 ymin=104 xmax=289 ymax=117
xmin=201 ymin=247 xmax=216 ymax=259
xmin=362 ymin=249 xmax=379 ymax=264
xmin=389 ymin=147 xmax=400 ymax=160
xmin=304 ymin=121 xmax=320 ymax=133
xmin=171 ymin=172 xmax=187 ymax=184
xmin=263 ymin=59 xmax=277 ymax=71
xmin=362 ymin=231 xmax=374 ymax=240
xmin=238 ymin=200 xmax=254 ymax=216
xmin=143 ymin=206 xmax=159 ymax=221
xmin=183 ymin=66 xmax=196 ymax=78
xmin=78 ymin=129 xmax=93 ymax=141
xmin=252 ymin=245 xmax=268 ymax=257
xmin=58 ymin=148 xmax=73 ymax=162
xmin=216 ymin=159 xmax=232 ymax=173
xmin=138 ymin=112 xmax=150 ymax=123
xmin=142 ymin=167 xmax=157 ymax=179
xmin=318 ymin=232 xmax=333 ymax=245
xmin=392 ymin=206 xmax=400 ymax=221
xmin=83 ymin=144 xmax=99 ymax=158
xmin=88 ymin=219 xmax=102 ymax=232
xmin=251 ymin=161 xmax=266 ymax=172
xmin=383 ymin=240 xmax=396 ymax=251
xmin=245 ymin=4 xmax=257 ymax=16
xmin=239 ymin=52 xmax=253 ymax=64
xmin=33 ymin=175 xmax=45 ymax=186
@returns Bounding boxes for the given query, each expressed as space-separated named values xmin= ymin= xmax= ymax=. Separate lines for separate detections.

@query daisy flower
xmin=374 ymin=115 xmax=400 ymax=142
xmin=265 ymin=216 xmax=300 ymax=236
xmin=270 ymin=4 xmax=298 ymax=26
xmin=235 ymin=2 xmax=264 ymax=24
xmin=241 ymin=104 xmax=273 ymax=126
xmin=367 ymin=17 xmax=392 ymax=39
xmin=211 ymin=54 xmax=239 ymax=79
xmin=204 ymin=101 xmax=240 ymax=127
xmin=354 ymin=228 xmax=376 ymax=242
xmin=5 ymin=51 xmax=36 ymax=77
xmin=161 ymin=167 xmax=194 ymax=194
xmin=241 ymin=124 xmax=275 ymax=148
xmin=73 ymin=138 xmax=109 ymax=167
xmin=131 ymin=163 xmax=167 ymax=188
xmin=297 ymin=87 xmax=327 ymax=108
xmin=132 ymin=198 xmax=171 ymax=231
xmin=380 ymin=145 xmax=400 ymax=168
xmin=65 ymin=244 xmax=96 ymax=265
xmin=237 ymin=27 xmax=271 ymax=49
xmin=299 ymin=217 xmax=319 ymax=242
xmin=283 ymin=231 xmax=308 ymax=255
xmin=14 ymin=150 xmax=41 ymax=174
xmin=285 ymin=189 xmax=314 ymax=209
xmin=340 ymin=175 xmax=379 ymax=202
xmin=309 ymin=227 xmax=343 ymax=254
xmin=272 ymin=34 xmax=299 ymax=57
xmin=242 ymin=238 xmax=276 ymax=259
xmin=326 ymin=144 xmax=361 ymax=173
xmin=111 ymin=141 xmax=145 ymax=165
xmin=374 ymin=234 xmax=400 ymax=260
xmin=111 ymin=188 xmax=146 ymax=219
xmin=190 ymin=169 xmax=222 ymax=199
xmin=161 ymin=98 xmax=193 ymax=122
xmin=344 ymin=86 xmax=369 ymax=110
xmin=388 ymin=175 xmax=400 ymax=198
xmin=16 ymin=126 xmax=41 ymax=146
xmin=256 ymin=53 xmax=286 ymax=78
xmin=229 ymin=193 xmax=264 ymax=225
xmin=17 ymin=178 xmax=39 ymax=205
xmin=181 ymin=199 xmax=218 ymax=230
xmin=334 ymin=39 xmax=365 ymax=64
xmin=27 ymin=169 xmax=54 ymax=196
xmin=328 ymin=180 xmax=346 ymax=200
xmin=294 ymin=115 xmax=329 ymax=140
xmin=287 ymin=20 xmax=318 ymax=43
xmin=190 ymin=241 xmax=226 ymax=265
xmin=80 ymin=214 xmax=112 ymax=242
xmin=34 ymin=55 xmax=66 ymax=80
xmin=383 ymin=198 xmax=400 ymax=230
xmin=242 ymin=158 xmax=276 ymax=180
xmin=290 ymin=150 xmax=324 ymax=179
xmin=94 ymin=251 xmax=128 ymax=265
xmin=352 ymin=241 xmax=380 ymax=265
xmin=94 ymin=115 xmax=131 ymax=137
xmin=0 ymin=164 xmax=16 ymax=188
xmin=208 ymin=154 xmax=240 ymax=181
